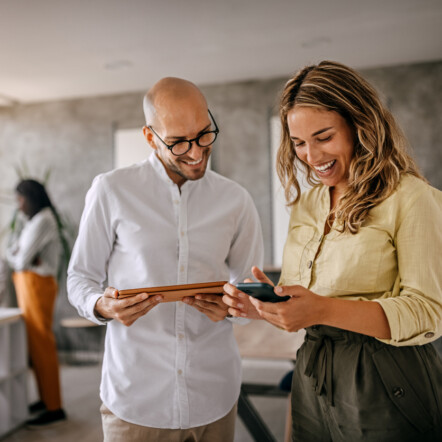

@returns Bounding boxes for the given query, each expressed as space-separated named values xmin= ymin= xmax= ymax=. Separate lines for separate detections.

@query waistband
xmin=303 ymin=325 xmax=380 ymax=406
xmin=305 ymin=325 xmax=379 ymax=344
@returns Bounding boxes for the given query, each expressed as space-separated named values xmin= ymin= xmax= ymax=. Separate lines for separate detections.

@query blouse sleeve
xmin=5 ymin=210 xmax=57 ymax=271
xmin=375 ymin=186 xmax=442 ymax=346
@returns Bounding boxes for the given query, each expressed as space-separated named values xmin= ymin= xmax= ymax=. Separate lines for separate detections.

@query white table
xmin=0 ymin=308 xmax=28 ymax=437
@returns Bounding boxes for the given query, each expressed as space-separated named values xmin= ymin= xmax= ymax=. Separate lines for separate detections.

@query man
xmin=67 ymin=77 xmax=264 ymax=441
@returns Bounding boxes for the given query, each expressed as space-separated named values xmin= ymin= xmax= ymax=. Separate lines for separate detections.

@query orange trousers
xmin=13 ymin=271 xmax=62 ymax=411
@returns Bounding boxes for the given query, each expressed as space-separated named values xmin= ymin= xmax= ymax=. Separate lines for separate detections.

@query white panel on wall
xmin=270 ymin=116 xmax=310 ymax=268
xmin=113 ymin=129 xmax=212 ymax=170
xmin=114 ymin=128 xmax=152 ymax=169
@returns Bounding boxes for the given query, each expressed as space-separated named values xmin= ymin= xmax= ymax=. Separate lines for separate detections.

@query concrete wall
xmin=0 ymin=59 xmax=440 ymax=351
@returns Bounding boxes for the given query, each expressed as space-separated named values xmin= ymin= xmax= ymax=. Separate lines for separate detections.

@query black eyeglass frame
xmin=148 ymin=109 xmax=219 ymax=156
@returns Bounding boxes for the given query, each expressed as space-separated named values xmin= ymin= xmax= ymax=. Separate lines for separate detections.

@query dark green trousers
xmin=291 ymin=326 xmax=442 ymax=441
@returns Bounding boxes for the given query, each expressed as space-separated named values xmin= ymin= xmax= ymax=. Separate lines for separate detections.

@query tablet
xmin=116 ymin=281 xmax=228 ymax=302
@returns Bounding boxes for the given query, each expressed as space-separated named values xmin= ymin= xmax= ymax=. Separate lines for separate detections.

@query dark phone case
xmin=236 ymin=282 xmax=290 ymax=303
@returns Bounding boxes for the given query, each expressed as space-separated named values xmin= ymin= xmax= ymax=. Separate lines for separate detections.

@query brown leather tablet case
xmin=116 ymin=281 xmax=228 ymax=302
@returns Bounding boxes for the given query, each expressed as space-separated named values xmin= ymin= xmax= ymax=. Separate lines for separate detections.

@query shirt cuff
xmin=87 ymin=294 xmax=112 ymax=325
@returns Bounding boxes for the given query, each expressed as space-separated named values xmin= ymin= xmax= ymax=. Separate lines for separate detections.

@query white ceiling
xmin=1 ymin=0 xmax=441 ymax=105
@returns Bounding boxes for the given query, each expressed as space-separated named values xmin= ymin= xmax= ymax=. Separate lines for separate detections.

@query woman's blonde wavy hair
xmin=277 ymin=60 xmax=425 ymax=234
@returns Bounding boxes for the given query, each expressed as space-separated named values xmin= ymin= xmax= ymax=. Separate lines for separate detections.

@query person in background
xmin=0 ymin=258 xmax=9 ymax=307
xmin=6 ymin=179 xmax=66 ymax=427
xmin=224 ymin=61 xmax=442 ymax=441
xmin=67 ymin=77 xmax=264 ymax=442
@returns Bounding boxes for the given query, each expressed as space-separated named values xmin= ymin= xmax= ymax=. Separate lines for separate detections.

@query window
xmin=270 ymin=116 xmax=310 ymax=267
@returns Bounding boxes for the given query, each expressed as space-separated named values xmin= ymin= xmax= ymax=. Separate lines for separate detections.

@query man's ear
xmin=143 ymin=126 xmax=157 ymax=151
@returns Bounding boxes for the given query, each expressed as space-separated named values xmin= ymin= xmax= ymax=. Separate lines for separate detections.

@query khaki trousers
xmin=13 ymin=271 xmax=62 ymax=411
xmin=100 ymin=402 xmax=237 ymax=442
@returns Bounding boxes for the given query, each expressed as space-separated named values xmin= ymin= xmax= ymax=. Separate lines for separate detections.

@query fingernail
xmin=241 ymin=313 xmax=247 ymax=317
xmin=275 ymin=287 xmax=283 ymax=294
xmin=237 ymin=303 xmax=244 ymax=308
xmin=238 ymin=292 xmax=245 ymax=299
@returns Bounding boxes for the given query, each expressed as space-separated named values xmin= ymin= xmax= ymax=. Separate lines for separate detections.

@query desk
xmin=0 ymin=308 xmax=28 ymax=437
xmin=233 ymin=321 xmax=305 ymax=442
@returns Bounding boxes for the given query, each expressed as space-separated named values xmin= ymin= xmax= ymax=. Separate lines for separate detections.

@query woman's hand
xmin=222 ymin=266 xmax=273 ymax=319
xmin=249 ymin=285 xmax=326 ymax=332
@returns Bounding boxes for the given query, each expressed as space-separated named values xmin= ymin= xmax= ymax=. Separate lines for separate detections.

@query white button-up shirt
xmin=67 ymin=153 xmax=264 ymax=428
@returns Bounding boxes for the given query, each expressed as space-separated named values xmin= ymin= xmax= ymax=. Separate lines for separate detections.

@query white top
xmin=6 ymin=207 xmax=60 ymax=277
xmin=67 ymin=153 xmax=264 ymax=428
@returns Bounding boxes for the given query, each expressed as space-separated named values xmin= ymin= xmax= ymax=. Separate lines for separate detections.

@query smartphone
xmin=236 ymin=282 xmax=290 ymax=303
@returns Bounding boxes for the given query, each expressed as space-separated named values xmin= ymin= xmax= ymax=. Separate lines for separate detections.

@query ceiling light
xmin=103 ymin=60 xmax=133 ymax=71
xmin=301 ymin=37 xmax=331 ymax=49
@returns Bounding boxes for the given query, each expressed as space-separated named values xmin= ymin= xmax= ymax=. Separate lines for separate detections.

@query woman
xmin=6 ymin=179 xmax=66 ymax=427
xmin=223 ymin=61 xmax=442 ymax=441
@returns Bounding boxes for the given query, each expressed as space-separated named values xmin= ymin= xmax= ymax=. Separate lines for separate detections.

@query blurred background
xmin=0 ymin=1 xmax=441 ymax=439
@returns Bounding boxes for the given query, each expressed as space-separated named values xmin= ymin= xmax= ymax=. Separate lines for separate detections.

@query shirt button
xmin=424 ymin=332 xmax=435 ymax=338
xmin=307 ymin=260 xmax=313 ymax=269
xmin=181 ymin=231 xmax=185 ymax=237
xmin=180 ymin=266 xmax=184 ymax=272
xmin=178 ymin=333 xmax=184 ymax=340
xmin=392 ymin=387 xmax=404 ymax=398
xmin=177 ymin=369 xmax=183 ymax=375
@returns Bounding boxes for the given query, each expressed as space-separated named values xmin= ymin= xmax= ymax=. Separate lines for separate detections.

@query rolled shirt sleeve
xmin=375 ymin=184 xmax=442 ymax=346
xmin=280 ymin=175 xmax=442 ymax=347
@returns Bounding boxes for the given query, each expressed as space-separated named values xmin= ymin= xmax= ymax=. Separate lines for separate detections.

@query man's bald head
xmin=143 ymin=77 xmax=207 ymax=127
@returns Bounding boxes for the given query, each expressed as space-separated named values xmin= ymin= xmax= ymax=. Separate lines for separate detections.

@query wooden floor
xmin=3 ymin=321 xmax=304 ymax=441
xmin=2 ymin=358 xmax=292 ymax=442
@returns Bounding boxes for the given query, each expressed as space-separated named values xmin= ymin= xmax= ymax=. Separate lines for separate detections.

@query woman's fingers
xmin=251 ymin=267 xmax=274 ymax=286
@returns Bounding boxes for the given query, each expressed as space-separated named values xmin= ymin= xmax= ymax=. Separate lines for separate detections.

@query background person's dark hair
xmin=16 ymin=179 xmax=53 ymax=218
xmin=14 ymin=179 xmax=71 ymax=279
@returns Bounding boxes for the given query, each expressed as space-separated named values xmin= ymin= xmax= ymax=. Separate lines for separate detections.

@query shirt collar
xmin=148 ymin=151 xmax=176 ymax=187
xmin=148 ymin=151 xmax=207 ymax=191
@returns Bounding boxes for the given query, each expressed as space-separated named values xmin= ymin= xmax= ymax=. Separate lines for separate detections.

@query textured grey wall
xmin=0 ymin=60 xmax=440 ymax=351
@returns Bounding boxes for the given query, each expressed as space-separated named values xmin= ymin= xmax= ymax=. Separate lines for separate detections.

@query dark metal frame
xmin=148 ymin=109 xmax=219 ymax=156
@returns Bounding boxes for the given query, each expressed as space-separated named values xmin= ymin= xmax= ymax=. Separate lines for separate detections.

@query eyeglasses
xmin=148 ymin=109 xmax=219 ymax=156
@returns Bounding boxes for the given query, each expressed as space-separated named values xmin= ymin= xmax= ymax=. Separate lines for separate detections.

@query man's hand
xmin=222 ymin=266 xmax=272 ymax=319
xmin=182 ymin=293 xmax=229 ymax=322
xmin=94 ymin=287 xmax=163 ymax=327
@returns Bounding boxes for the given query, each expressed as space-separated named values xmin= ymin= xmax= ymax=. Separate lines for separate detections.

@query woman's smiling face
xmin=287 ymin=106 xmax=355 ymax=196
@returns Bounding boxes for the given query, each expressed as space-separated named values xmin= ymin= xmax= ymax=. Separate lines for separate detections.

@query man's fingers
xmin=194 ymin=294 xmax=224 ymax=304
xmin=191 ymin=298 xmax=227 ymax=311
xmin=122 ymin=302 xmax=159 ymax=326
xmin=104 ymin=287 xmax=119 ymax=298
xmin=120 ymin=293 xmax=163 ymax=308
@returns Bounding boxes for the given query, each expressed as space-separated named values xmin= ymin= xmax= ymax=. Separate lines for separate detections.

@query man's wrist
xmin=94 ymin=297 xmax=111 ymax=323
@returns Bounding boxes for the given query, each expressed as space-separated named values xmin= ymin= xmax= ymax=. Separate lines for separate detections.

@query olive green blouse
xmin=279 ymin=174 xmax=442 ymax=346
